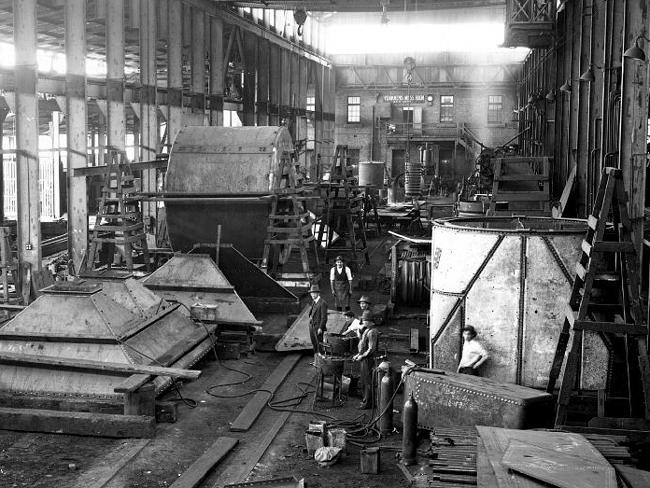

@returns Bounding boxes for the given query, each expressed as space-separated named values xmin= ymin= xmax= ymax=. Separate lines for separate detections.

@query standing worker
xmin=358 ymin=295 xmax=372 ymax=313
xmin=330 ymin=255 xmax=353 ymax=312
xmin=308 ymin=284 xmax=328 ymax=356
xmin=353 ymin=315 xmax=379 ymax=409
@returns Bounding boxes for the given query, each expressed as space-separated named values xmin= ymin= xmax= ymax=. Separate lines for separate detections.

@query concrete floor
xmin=0 ymin=227 xmax=435 ymax=488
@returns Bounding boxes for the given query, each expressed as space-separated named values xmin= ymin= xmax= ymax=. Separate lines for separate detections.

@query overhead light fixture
xmin=545 ymin=89 xmax=556 ymax=102
xmin=579 ymin=64 xmax=603 ymax=82
xmin=559 ymin=80 xmax=572 ymax=93
xmin=623 ymin=35 xmax=650 ymax=61
xmin=293 ymin=8 xmax=307 ymax=36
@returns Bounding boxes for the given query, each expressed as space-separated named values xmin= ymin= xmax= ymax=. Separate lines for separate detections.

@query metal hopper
xmin=0 ymin=281 xmax=212 ymax=401
xmin=142 ymin=254 xmax=260 ymax=326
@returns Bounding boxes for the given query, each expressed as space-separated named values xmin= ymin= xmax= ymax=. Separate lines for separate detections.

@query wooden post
xmin=124 ymin=383 xmax=155 ymax=417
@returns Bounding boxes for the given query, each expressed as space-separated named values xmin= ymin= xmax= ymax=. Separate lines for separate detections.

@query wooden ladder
xmin=487 ymin=157 xmax=551 ymax=216
xmin=87 ymin=151 xmax=150 ymax=272
xmin=317 ymin=145 xmax=369 ymax=265
xmin=261 ymin=152 xmax=319 ymax=286
xmin=546 ymin=167 xmax=650 ymax=427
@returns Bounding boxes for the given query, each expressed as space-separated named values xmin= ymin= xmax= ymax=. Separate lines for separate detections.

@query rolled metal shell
xmin=429 ymin=216 xmax=608 ymax=389
xmin=165 ymin=126 xmax=294 ymax=258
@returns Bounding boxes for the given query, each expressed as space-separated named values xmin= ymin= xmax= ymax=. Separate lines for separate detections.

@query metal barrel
xmin=430 ymin=216 xmax=608 ymax=390
xmin=358 ymin=161 xmax=385 ymax=187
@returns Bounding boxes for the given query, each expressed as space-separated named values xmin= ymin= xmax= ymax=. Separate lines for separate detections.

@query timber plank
xmin=615 ymin=465 xmax=650 ymax=488
xmin=0 ymin=407 xmax=155 ymax=438
xmin=229 ymin=353 xmax=301 ymax=432
xmin=69 ymin=439 xmax=150 ymax=488
xmin=0 ymin=352 xmax=201 ymax=379
xmin=215 ymin=412 xmax=290 ymax=487
xmin=501 ymin=439 xmax=616 ymax=488
xmin=170 ymin=437 xmax=238 ymax=488
xmin=476 ymin=437 xmax=498 ymax=487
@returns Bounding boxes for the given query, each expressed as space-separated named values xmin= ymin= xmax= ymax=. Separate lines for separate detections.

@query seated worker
xmin=343 ymin=310 xmax=372 ymax=338
xmin=457 ymin=325 xmax=489 ymax=376
xmin=353 ymin=316 xmax=379 ymax=409
xmin=342 ymin=311 xmax=361 ymax=336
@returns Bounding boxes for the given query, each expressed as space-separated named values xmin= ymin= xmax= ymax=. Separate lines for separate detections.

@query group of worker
xmin=307 ymin=255 xmax=378 ymax=409
xmin=306 ymin=255 xmax=489 ymax=409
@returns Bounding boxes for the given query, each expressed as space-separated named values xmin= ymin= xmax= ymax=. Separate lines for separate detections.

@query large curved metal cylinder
xmin=165 ymin=126 xmax=293 ymax=258
xmin=430 ymin=217 xmax=608 ymax=389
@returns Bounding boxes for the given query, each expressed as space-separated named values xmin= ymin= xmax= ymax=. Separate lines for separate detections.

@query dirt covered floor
xmin=0 ymin=231 xmax=433 ymax=488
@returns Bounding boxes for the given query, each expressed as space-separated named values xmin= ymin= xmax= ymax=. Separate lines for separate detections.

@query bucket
xmin=327 ymin=428 xmax=347 ymax=454
xmin=324 ymin=332 xmax=351 ymax=356
xmin=360 ymin=447 xmax=380 ymax=474
xmin=305 ymin=430 xmax=325 ymax=456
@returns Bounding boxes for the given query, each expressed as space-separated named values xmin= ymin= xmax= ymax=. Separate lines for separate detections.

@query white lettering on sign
xmin=383 ymin=94 xmax=426 ymax=104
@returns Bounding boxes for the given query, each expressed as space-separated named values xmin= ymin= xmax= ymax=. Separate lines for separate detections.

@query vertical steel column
xmin=107 ymin=0 xmax=125 ymax=152
xmin=618 ymin=0 xmax=648 ymax=252
xmin=13 ymin=0 xmax=41 ymax=272
xmin=65 ymin=0 xmax=88 ymax=272
xmin=167 ymin=0 xmax=183 ymax=145
xmin=209 ymin=15 xmax=224 ymax=127
xmin=140 ymin=0 xmax=157 ymax=222
xmin=191 ymin=6 xmax=205 ymax=116
xmin=0 ymin=106 xmax=6 ymax=223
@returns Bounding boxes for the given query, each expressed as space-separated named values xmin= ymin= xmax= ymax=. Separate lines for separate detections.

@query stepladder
xmin=261 ymin=151 xmax=319 ymax=289
xmin=546 ymin=167 xmax=650 ymax=427
xmin=86 ymin=151 xmax=150 ymax=272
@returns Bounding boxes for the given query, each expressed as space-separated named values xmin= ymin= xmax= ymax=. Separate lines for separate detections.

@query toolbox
xmin=404 ymin=369 xmax=553 ymax=430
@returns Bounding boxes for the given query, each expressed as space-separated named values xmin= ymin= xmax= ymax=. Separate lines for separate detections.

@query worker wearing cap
xmin=353 ymin=314 xmax=379 ymax=409
xmin=330 ymin=255 xmax=353 ymax=312
xmin=308 ymin=284 xmax=328 ymax=355
xmin=358 ymin=295 xmax=372 ymax=313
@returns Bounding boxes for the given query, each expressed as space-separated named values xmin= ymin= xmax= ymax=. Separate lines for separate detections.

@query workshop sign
xmin=383 ymin=94 xmax=425 ymax=104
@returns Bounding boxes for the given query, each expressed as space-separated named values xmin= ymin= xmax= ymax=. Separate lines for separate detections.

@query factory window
xmin=402 ymin=107 xmax=414 ymax=124
xmin=347 ymin=96 xmax=361 ymax=123
xmin=306 ymin=96 xmax=316 ymax=113
xmin=440 ymin=96 xmax=454 ymax=123
xmin=488 ymin=95 xmax=504 ymax=124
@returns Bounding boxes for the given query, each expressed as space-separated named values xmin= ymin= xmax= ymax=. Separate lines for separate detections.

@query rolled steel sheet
xmin=165 ymin=126 xmax=293 ymax=258
xmin=430 ymin=216 xmax=609 ymax=389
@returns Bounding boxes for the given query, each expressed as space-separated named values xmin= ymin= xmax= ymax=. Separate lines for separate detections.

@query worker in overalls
xmin=353 ymin=315 xmax=378 ymax=409
xmin=330 ymin=255 xmax=353 ymax=312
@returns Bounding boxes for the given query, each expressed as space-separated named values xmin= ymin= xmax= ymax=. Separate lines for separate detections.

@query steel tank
xmin=165 ymin=126 xmax=294 ymax=259
xmin=429 ymin=217 xmax=608 ymax=389
xmin=358 ymin=161 xmax=385 ymax=187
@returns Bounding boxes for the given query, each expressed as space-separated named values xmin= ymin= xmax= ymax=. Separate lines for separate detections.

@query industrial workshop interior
xmin=2 ymin=0 xmax=650 ymax=487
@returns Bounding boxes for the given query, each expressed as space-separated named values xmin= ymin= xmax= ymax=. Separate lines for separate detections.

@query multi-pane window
xmin=488 ymin=95 xmax=504 ymax=124
xmin=306 ymin=96 xmax=315 ymax=113
xmin=440 ymin=95 xmax=454 ymax=123
xmin=347 ymin=96 xmax=361 ymax=123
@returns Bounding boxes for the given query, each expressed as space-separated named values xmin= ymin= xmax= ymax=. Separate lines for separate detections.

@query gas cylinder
xmin=379 ymin=370 xmax=394 ymax=434
xmin=402 ymin=392 xmax=418 ymax=465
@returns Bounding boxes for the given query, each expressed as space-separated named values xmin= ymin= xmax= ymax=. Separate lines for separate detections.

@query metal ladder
xmin=546 ymin=167 xmax=650 ymax=426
